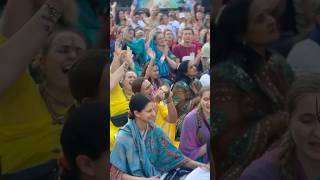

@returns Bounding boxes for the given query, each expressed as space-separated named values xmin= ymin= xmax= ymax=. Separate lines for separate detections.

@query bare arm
xmin=165 ymin=55 xmax=178 ymax=70
xmin=0 ymin=0 xmax=35 ymax=38
xmin=111 ymin=2 xmax=117 ymax=21
xmin=166 ymin=93 xmax=178 ymax=123
xmin=110 ymin=63 xmax=128 ymax=91
xmin=0 ymin=0 xmax=65 ymax=95
xmin=183 ymin=157 xmax=204 ymax=170
xmin=110 ymin=49 xmax=133 ymax=90
xmin=145 ymin=48 xmax=156 ymax=79
xmin=111 ymin=41 xmax=123 ymax=73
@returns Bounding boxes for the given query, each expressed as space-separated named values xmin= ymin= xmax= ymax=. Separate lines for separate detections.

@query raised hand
xmin=113 ymin=41 xmax=122 ymax=60
xmin=163 ymin=45 xmax=169 ymax=57
xmin=147 ymin=48 xmax=156 ymax=61
xmin=111 ymin=1 xmax=117 ymax=9
xmin=125 ymin=47 xmax=134 ymax=66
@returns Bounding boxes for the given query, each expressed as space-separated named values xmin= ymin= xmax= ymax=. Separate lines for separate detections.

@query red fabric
xmin=172 ymin=44 xmax=197 ymax=60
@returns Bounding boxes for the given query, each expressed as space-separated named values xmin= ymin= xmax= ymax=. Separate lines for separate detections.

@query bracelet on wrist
xmin=41 ymin=3 xmax=63 ymax=33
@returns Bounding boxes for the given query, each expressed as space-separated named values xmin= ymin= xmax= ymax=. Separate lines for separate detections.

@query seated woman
xmin=120 ymin=70 xmax=137 ymax=100
xmin=59 ymin=102 xmax=107 ymax=180
xmin=110 ymin=94 xmax=205 ymax=180
xmin=120 ymin=27 xmax=149 ymax=76
xmin=213 ymin=0 xmax=295 ymax=178
xmin=141 ymin=48 xmax=165 ymax=93
xmin=240 ymin=74 xmax=320 ymax=180
xmin=149 ymin=31 xmax=178 ymax=85
xmin=109 ymin=44 xmax=135 ymax=150
xmin=131 ymin=77 xmax=179 ymax=147
xmin=142 ymin=61 xmax=163 ymax=94
xmin=180 ymin=87 xmax=210 ymax=163
xmin=184 ymin=139 xmax=211 ymax=180
xmin=172 ymin=60 xmax=202 ymax=140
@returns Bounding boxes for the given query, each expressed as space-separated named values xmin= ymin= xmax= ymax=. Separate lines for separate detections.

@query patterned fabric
xmin=110 ymin=119 xmax=185 ymax=177
xmin=212 ymin=50 xmax=295 ymax=179
xmin=122 ymin=29 xmax=150 ymax=76
xmin=149 ymin=32 xmax=177 ymax=79
xmin=172 ymin=81 xmax=196 ymax=117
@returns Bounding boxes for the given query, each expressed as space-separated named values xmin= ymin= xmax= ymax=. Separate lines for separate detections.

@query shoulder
xmin=240 ymin=150 xmax=281 ymax=180
xmin=182 ymin=110 xmax=197 ymax=127
xmin=214 ymin=57 xmax=255 ymax=91
xmin=173 ymin=44 xmax=182 ymax=50
xmin=115 ymin=126 xmax=133 ymax=145
xmin=184 ymin=109 xmax=197 ymax=122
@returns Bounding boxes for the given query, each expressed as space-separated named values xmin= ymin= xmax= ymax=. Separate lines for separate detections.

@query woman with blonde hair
xmin=241 ymin=74 xmax=320 ymax=180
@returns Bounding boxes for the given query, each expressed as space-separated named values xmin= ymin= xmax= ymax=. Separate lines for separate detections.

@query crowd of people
xmin=109 ymin=0 xmax=211 ymax=179
xmin=213 ymin=0 xmax=320 ymax=179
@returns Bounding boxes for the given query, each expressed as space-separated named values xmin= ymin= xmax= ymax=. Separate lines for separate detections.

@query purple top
xmin=240 ymin=148 xmax=308 ymax=180
xmin=179 ymin=109 xmax=210 ymax=163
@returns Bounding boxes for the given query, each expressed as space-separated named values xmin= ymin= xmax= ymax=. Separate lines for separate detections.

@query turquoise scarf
xmin=110 ymin=119 xmax=185 ymax=177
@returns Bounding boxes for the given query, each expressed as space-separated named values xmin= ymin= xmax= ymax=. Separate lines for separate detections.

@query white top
xmin=184 ymin=167 xmax=210 ymax=180
xmin=287 ymin=38 xmax=320 ymax=77
xmin=200 ymin=74 xmax=210 ymax=88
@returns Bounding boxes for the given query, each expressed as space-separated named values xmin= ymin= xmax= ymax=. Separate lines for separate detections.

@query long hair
xmin=196 ymin=87 xmax=210 ymax=143
xmin=175 ymin=60 xmax=193 ymax=85
xmin=141 ymin=62 xmax=162 ymax=88
xmin=213 ymin=0 xmax=252 ymax=64
xmin=279 ymin=74 xmax=320 ymax=180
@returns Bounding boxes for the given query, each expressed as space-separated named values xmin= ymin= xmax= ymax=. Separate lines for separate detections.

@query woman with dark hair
xmin=110 ymin=93 xmax=204 ymax=180
xmin=59 ymin=102 xmax=107 ymax=180
xmin=172 ymin=60 xmax=202 ymax=140
xmin=164 ymin=29 xmax=177 ymax=51
xmin=141 ymin=61 xmax=163 ymax=93
xmin=212 ymin=0 xmax=295 ymax=178
xmin=240 ymin=74 xmax=320 ymax=180
xmin=114 ymin=8 xmax=128 ymax=26
xmin=212 ymin=0 xmax=294 ymax=179
xmin=131 ymin=76 xmax=179 ymax=147
xmin=173 ymin=60 xmax=201 ymax=117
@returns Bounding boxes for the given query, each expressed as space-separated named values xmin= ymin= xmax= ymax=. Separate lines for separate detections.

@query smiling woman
xmin=240 ymin=74 xmax=320 ymax=180
xmin=0 ymin=29 xmax=87 ymax=174
xmin=38 ymin=29 xmax=87 ymax=124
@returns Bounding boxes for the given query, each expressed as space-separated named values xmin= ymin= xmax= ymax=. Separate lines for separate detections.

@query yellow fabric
xmin=110 ymin=83 xmax=129 ymax=150
xmin=0 ymin=72 xmax=62 ymax=173
xmin=0 ymin=34 xmax=6 ymax=43
xmin=155 ymin=102 xmax=179 ymax=147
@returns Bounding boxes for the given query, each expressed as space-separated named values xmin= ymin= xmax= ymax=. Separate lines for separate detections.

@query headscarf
xmin=149 ymin=31 xmax=175 ymax=78
xmin=122 ymin=27 xmax=150 ymax=76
